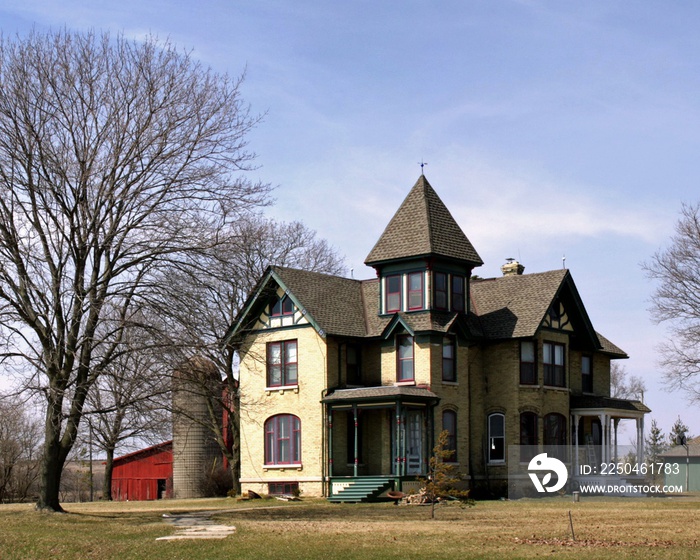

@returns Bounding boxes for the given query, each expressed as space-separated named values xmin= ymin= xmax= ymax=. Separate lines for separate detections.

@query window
xmin=434 ymin=272 xmax=448 ymax=310
xmin=543 ymin=342 xmax=565 ymax=387
xmin=442 ymin=410 xmax=457 ymax=461
xmin=346 ymin=345 xmax=361 ymax=385
xmin=520 ymin=412 xmax=538 ymax=462
xmin=386 ymin=275 xmax=402 ymax=313
xmin=581 ymin=355 xmax=593 ymax=393
xmin=346 ymin=410 xmax=363 ymax=464
xmin=488 ymin=413 xmax=505 ymax=463
xmin=544 ymin=413 xmax=567 ymax=461
xmin=264 ymin=414 xmax=301 ymax=465
xmin=268 ymin=481 xmax=299 ymax=495
xmin=408 ymin=272 xmax=423 ymax=310
xmin=397 ymin=335 xmax=414 ymax=382
xmin=442 ymin=336 xmax=456 ymax=382
xmin=267 ymin=340 xmax=298 ymax=387
xmin=520 ymin=340 xmax=536 ymax=385
xmin=271 ymin=295 xmax=294 ymax=316
xmin=451 ymin=276 xmax=465 ymax=312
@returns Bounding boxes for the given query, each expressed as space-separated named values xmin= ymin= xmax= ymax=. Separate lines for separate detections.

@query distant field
xmin=0 ymin=495 xmax=698 ymax=559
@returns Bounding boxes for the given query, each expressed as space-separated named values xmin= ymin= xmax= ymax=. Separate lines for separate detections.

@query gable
xmin=227 ymin=266 xmax=368 ymax=344
xmin=470 ymin=269 xmax=601 ymax=351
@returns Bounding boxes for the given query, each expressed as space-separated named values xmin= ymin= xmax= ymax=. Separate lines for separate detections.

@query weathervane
xmin=419 ymin=160 xmax=428 ymax=175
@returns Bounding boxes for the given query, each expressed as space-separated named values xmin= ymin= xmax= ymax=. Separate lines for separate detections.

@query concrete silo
xmin=172 ymin=357 xmax=223 ymax=498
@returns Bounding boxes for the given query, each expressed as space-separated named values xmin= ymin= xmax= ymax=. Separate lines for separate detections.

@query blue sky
xmin=2 ymin=0 xmax=698 ymax=438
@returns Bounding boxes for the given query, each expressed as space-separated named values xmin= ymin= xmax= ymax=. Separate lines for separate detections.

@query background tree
xmin=84 ymin=323 xmax=171 ymax=501
xmin=160 ymin=214 xmax=345 ymax=495
xmin=0 ymin=29 xmax=269 ymax=511
xmin=644 ymin=419 xmax=667 ymax=484
xmin=0 ymin=398 xmax=42 ymax=503
xmin=644 ymin=202 xmax=700 ymax=403
xmin=668 ymin=416 xmax=692 ymax=447
xmin=610 ymin=362 xmax=647 ymax=401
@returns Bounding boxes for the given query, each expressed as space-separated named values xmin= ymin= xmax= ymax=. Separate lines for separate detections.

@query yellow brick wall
xmin=238 ymin=325 xmax=328 ymax=496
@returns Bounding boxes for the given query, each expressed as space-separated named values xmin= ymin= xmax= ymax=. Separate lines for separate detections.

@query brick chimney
xmin=501 ymin=258 xmax=525 ymax=276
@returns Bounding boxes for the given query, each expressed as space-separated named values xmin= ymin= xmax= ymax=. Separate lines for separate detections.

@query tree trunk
xmin=36 ymin=408 xmax=67 ymax=512
xmin=103 ymin=447 xmax=115 ymax=501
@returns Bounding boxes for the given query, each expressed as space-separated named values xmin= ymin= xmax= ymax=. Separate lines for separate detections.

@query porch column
xmin=573 ymin=414 xmax=580 ymax=476
xmin=599 ymin=413 xmax=608 ymax=464
xmin=327 ymin=409 xmax=334 ymax=477
xmin=613 ymin=418 xmax=620 ymax=462
xmin=353 ymin=405 xmax=359 ymax=477
xmin=395 ymin=403 xmax=402 ymax=476
xmin=636 ymin=417 xmax=644 ymax=469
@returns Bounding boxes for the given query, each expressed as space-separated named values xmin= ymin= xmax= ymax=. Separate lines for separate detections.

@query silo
xmin=172 ymin=357 xmax=223 ymax=498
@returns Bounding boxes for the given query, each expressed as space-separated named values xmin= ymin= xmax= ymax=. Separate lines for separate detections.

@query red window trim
xmin=264 ymin=414 xmax=301 ymax=465
xmin=267 ymin=340 xmax=298 ymax=387
xmin=396 ymin=334 xmax=414 ymax=382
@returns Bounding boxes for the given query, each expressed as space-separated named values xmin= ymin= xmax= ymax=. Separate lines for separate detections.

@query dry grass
xmin=0 ymin=496 xmax=698 ymax=559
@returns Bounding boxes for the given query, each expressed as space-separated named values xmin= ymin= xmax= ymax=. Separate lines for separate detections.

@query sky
xmin=0 ymin=0 xmax=698 ymax=439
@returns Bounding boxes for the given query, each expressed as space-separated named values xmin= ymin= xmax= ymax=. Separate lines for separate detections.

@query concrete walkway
xmin=157 ymin=511 xmax=236 ymax=540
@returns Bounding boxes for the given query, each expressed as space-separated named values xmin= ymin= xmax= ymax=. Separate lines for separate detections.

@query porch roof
xmin=570 ymin=395 xmax=651 ymax=417
xmin=322 ymin=385 xmax=440 ymax=406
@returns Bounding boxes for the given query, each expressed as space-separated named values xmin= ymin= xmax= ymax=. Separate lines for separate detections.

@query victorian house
xmin=226 ymin=175 xmax=649 ymax=500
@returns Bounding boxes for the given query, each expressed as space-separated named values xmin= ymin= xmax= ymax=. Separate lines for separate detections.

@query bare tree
xmin=0 ymin=398 xmax=42 ymax=503
xmin=610 ymin=362 xmax=647 ymax=401
xmin=644 ymin=202 xmax=700 ymax=403
xmin=85 ymin=322 xmax=171 ymax=501
xmin=160 ymin=215 xmax=345 ymax=495
xmin=0 ymin=30 xmax=269 ymax=511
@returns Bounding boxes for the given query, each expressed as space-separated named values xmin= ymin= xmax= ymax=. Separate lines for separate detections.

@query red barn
xmin=111 ymin=441 xmax=173 ymax=501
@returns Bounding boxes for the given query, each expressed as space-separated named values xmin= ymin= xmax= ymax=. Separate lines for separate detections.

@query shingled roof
xmin=470 ymin=268 xmax=604 ymax=351
xmin=470 ymin=269 xmax=570 ymax=339
xmin=365 ymin=175 xmax=483 ymax=267
xmin=271 ymin=266 xmax=368 ymax=338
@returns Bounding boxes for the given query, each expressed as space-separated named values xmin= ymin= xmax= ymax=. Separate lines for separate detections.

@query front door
xmin=406 ymin=410 xmax=424 ymax=475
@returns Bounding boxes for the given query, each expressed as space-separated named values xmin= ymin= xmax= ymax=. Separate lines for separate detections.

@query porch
xmin=322 ymin=386 xmax=440 ymax=501
xmin=571 ymin=395 xmax=651 ymax=479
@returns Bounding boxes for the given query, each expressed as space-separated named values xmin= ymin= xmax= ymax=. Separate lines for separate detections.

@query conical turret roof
xmin=365 ymin=175 xmax=483 ymax=267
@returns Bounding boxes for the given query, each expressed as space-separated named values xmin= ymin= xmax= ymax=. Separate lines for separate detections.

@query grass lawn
xmin=0 ymin=495 xmax=698 ymax=559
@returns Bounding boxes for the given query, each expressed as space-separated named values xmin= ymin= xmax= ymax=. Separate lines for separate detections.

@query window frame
xmin=488 ymin=413 xmax=505 ymax=463
xmin=407 ymin=271 xmax=424 ymax=311
xmin=543 ymin=413 xmax=567 ymax=462
xmin=268 ymin=481 xmax=299 ymax=495
xmin=271 ymin=295 xmax=294 ymax=317
xmin=385 ymin=274 xmax=402 ymax=313
xmin=442 ymin=335 xmax=456 ymax=382
xmin=543 ymin=341 xmax=566 ymax=387
xmin=451 ymin=275 xmax=465 ymax=313
xmin=346 ymin=344 xmax=361 ymax=385
xmin=266 ymin=340 xmax=298 ymax=388
xmin=434 ymin=271 xmax=448 ymax=310
xmin=581 ymin=354 xmax=593 ymax=393
xmin=519 ymin=340 xmax=537 ymax=385
xmin=442 ymin=409 xmax=458 ymax=462
xmin=264 ymin=414 xmax=302 ymax=466
xmin=396 ymin=334 xmax=415 ymax=382
xmin=519 ymin=411 xmax=538 ymax=462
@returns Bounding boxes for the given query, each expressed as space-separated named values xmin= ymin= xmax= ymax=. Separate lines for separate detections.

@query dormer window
xmin=408 ymin=272 xmax=423 ymax=310
xmin=386 ymin=275 xmax=401 ymax=313
xmin=271 ymin=295 xmax=294 ymax=317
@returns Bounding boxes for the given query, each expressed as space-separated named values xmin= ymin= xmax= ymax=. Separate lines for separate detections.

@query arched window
xmin=544 ymin=413 xmax=566 ymax=461
xmin=488 ymin=413 xmax=505 ymax=463
xmin=520 ymin=412 xmax=538 ymax=462
xmin=442 ymin=409 xmax=458 ymax=462
xmin=264 ymin=414 xmax=301 ymax=465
